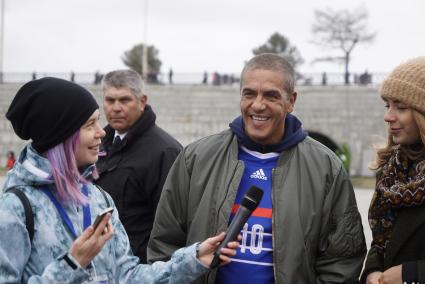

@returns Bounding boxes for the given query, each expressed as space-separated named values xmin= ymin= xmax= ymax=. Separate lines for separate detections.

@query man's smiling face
xmin=240 ymin=68 xmax=296 ymax=145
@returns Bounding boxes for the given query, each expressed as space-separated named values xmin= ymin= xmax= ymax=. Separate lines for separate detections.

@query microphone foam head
xmin=241 ymin=186 xmax=264 ymax=212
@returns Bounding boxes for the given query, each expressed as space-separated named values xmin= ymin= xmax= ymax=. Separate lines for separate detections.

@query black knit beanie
xmin=6 ymin=77 xmax=99 ymax=153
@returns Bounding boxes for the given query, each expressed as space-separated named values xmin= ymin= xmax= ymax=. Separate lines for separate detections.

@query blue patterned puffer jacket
xmin=0 ymin=144 xmax=208 ymax=283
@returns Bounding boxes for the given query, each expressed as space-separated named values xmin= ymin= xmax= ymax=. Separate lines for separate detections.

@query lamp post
xmin=0 ymin=0 xmax=5 ymax=83
xmin=142 ymin=0 xmax=148 ymax=81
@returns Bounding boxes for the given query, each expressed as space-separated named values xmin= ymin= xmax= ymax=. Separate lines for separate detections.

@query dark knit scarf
xmin=229 ymin=113 xmax=307 ymax=153
xmin=369 ymin=148 xmax=425 ymax=254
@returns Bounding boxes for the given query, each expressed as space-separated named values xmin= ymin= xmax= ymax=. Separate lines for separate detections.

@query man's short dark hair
xmin=240 ymin=53 xmax=295 ymax=95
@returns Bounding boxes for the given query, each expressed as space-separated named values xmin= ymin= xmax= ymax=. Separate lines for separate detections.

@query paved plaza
xmin=354 ymin=188 xmax=373 ymax=247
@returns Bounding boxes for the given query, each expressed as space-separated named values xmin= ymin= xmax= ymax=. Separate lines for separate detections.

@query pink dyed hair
xmin=45 ymin=130 xmax=99 ymax=205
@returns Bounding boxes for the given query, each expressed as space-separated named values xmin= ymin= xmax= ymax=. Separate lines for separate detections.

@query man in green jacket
xmin=147 ymin=53 xmax=366 ymax=283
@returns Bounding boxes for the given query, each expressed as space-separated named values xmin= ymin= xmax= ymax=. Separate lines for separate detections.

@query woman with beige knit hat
xmin=361 ymin=57 xmax=425 ymax=284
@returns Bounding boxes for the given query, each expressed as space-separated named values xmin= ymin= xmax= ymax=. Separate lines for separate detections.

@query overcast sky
xmin=2 ymin=0 xmax=424 ymax=75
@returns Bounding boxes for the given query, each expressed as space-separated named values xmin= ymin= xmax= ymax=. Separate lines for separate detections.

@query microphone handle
xmin=209 ymin=207 xmax=252 ymax=269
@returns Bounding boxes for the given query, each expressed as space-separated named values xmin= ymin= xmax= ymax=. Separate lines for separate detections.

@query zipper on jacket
xmin=205 ymin=159 xmax=243 ymax=284
xmin=271 ymin=168 xmax=278 ymax=282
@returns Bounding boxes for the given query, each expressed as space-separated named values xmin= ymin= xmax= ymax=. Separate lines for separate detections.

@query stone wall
xmin=0 ymin=83 xmax=386 ymax=176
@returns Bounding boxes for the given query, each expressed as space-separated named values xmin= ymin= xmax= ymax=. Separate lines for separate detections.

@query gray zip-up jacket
xmin=148 ymin=130 xmax=366 ymax=283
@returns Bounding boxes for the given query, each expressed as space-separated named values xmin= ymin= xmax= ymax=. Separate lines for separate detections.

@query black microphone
xmin=209 ymin=185 xmax=264 ymax=269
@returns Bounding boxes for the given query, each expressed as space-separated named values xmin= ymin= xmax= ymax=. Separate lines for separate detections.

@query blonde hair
xmin=370 ymin=109 xmax=425 ymax=172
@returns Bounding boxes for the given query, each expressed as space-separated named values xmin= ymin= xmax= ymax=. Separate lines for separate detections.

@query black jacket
xmin=96 ymin=105 xmax=182 ymax=263
xmin=361 ymin=200 xmax=425 ymax=283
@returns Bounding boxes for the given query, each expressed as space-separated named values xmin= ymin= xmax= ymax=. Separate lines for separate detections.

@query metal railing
xmin=0 ymin=71 xmax=388 ymax=86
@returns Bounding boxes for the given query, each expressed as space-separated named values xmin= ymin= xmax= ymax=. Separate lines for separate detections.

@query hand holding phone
xmin=69 ymin=207 xmax=115 ymax=267
xmin=92 ymin=207 xmax=114 ymax=229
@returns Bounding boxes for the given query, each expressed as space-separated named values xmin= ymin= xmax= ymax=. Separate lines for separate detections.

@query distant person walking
xmin=321 ymin=72 xmax=328 ymax=86
xmin=202 ymin=71 xmax=208 ymax=84
xmin=6 ymin=151 xmax=15 ymax=170
xmin=359 ymin=70 xmax=371 ymax=85
xmin=94 ymin=71 xmax=102 ymax=85
xmin=168 ymin=68 xmax=173 ymax=84
xmin=212 ymin=71 xmax=221 ymax=86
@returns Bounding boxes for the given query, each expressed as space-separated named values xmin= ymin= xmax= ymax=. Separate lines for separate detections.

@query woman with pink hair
xmin=0 ymin=77 xmax=238 ymax=283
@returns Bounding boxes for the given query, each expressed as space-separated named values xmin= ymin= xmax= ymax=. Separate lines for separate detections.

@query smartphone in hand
xmin=92 ymin=207 xmax=114 ymax=229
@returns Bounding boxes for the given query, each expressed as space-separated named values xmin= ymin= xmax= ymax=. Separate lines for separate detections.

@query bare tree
xmin=311 ymin=6 xmax=375 ymax=85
